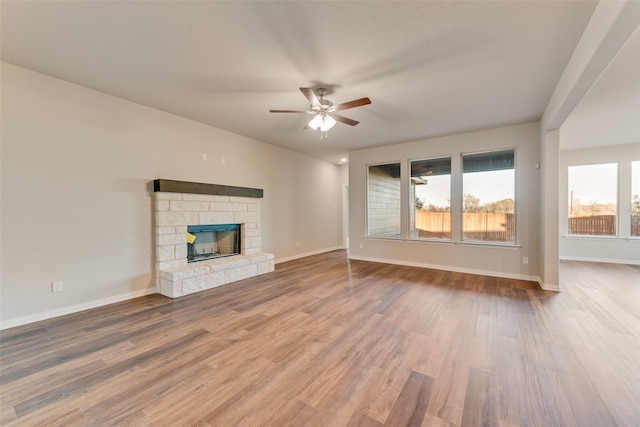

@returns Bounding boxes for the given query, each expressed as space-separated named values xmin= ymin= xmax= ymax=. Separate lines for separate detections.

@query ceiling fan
xmin=270 ymin=87 xmax=371 ymax=138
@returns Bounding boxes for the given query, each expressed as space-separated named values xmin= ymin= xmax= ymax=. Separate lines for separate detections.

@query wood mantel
xmin=153 ymin=179 xmax=263 ymax=198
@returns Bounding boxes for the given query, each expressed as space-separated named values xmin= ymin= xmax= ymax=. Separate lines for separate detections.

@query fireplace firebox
xmin=187 ymin=224 xmax=241 ymax=263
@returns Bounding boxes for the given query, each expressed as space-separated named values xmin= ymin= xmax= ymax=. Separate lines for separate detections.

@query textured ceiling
xmin=1 ymin=1 xmax=601 ymax=163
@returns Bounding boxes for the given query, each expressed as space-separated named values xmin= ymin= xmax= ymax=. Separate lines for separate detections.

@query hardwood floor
xmin=1 ymin=251 xmax=639 ymax=426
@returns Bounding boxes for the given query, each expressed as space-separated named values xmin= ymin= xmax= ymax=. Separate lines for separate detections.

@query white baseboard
xmin=275 ymin=246 xmax=345 ymax=264
xmin=348 ymin=255 xmax=542 ymax=284
xmin=540 ymin=281 xmax=561 ymax=292
xmin=2 ymin=249 xmax=554 ymax=330
xmin=0 ymin=288 xmax=158 ymax=331
xmin=560 ymin=255 xmax=640 ymax=265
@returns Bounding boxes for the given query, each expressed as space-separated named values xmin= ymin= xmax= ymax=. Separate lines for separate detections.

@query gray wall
xmin=1 ymin=62 xmax=343 ymax=324
xmin=349 ymin=122 xmax=541 ymax=280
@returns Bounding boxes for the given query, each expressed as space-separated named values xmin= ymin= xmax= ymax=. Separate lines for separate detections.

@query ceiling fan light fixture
xmin=308 ymin=113 xmax=336 ymax=132
xmin=320 ymin=115 xmax=336 ymax=131
xmin=271 ymin=87 xmax=371 ymax=139
xmin=308 ymin=114 xmax=323 ymax=130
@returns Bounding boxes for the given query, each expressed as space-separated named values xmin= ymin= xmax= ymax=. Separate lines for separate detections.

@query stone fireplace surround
xmin=154 ymin=179 xmax=274 ymax=298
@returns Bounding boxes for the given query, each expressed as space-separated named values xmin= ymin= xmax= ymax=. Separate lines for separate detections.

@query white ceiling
xmin=1 ymin=1 xmax=600 ymax=163
xmin=560 ymin=26 xmax=640 ymax=151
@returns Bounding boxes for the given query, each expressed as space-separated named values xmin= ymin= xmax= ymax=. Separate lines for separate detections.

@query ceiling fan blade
xmin=269 ymin=109 xmax=312 ymax=113
xmin=299 ymin=87 xmax=320 ymax=107
xmin=332 ymin=114 xmax=360 ymax=126
xmin=332 ymin=97 xmax=371 ymax=112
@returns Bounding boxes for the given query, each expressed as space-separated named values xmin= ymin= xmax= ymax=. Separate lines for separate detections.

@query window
xmin=568 ymin=163 xmax=618 ymax=236
xmin=462 ymin=149 xmax=515 ymax=243
xmin=367 ymin=163 xmax=401 ymax=237
xmin=410 ymin=157 xmax=451 ymax=239
xmin=632 ymin=161 xmax=640 ymax=237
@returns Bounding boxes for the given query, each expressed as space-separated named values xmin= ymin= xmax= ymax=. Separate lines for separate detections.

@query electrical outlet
xmin=52 ymin=281 xmax=64 ymax=292
xmin=359 ymin=243 xmax=364 ymax=249
xmin=522 ymin=257 xmax=529 ymax=265
xmin=202 ymin=153 xmax=208 ymax=160
xmin=295 ymin=242 xmax=301 ymax=248
xmin=221 ymin=157 xmax=226 ymax=165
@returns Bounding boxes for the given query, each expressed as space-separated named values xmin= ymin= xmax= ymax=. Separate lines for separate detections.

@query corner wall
xmin=348 ymin=122 xmax=541 ymax=281
xmin=0 ymin=62 xmax=343 ymax=326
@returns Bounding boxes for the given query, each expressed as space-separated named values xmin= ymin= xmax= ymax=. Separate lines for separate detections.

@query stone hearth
xmin=153 ymin=180 xmax=274 ymax=298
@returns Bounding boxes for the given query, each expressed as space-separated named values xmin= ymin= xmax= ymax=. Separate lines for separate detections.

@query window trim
xmin=365 ymin=160 xmax=403 ymax=239
xmin=631 ymin=160 xmax=640 ymax=238
xmin=460 ymin=147 xmax=517 ymax=245
xmin=363 ymin=147 xmax=522 ymax=249
xmin=407 ymin=155 xmax=453 ymax=242
xmin=566 ymin=161 xmax=619 ymax=238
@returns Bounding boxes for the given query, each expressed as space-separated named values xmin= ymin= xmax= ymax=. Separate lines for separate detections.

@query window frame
xmin=631 ymin=161 xmax=640 ymax=238
xmin=566 ymin=162 xmax=619 ymax=238
xmin=460 ymin=147 xmax=517 ymax=245
xmin=407 ymin=155 xmax=453 ymax=242
xmin=365 ymin=161 xmax=403 ymax=239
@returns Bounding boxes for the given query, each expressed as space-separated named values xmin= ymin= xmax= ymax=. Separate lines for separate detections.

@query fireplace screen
xmin=187 ymin=224 xmax=241 ymax=263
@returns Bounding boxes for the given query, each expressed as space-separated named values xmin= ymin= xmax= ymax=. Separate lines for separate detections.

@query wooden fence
xmin=416 ymin=212 xmax=633 ymax=238
xmin=414 ymin=211 xmax=450 ymax=238
xmin=462 ymin=212 xmax=514 ymax=241
xmin=568 ymin=215 xmax=616 ymax=236
xmin=414 ymin=211 xmax=514 ymax=242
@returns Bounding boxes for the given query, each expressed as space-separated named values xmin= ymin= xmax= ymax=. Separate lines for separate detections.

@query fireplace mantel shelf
xmin=154 ymin=179 xmax=263 ymax=198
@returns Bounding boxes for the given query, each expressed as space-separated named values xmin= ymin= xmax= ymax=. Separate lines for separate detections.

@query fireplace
xmin=187 ymin=224 xmax=241 ymax=263
xmin=154 ymin=179 xmax=274 ymax=298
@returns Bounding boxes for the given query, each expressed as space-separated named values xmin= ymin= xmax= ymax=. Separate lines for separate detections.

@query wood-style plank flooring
xmin=1 ymin=250 xmax=639 ymax=426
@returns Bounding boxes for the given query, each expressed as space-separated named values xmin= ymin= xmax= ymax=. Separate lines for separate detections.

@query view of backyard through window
xmin=408 ymin=149 xmax=516 ymax=243
xmin=366 ymin=154 xmax=638 ymax=244
xmin=411 ymin=157 xmax=451 ymax=239
xmin=461 ymin=150 xmax=515 ymax=243
xmin=568 ymin=163 xmax=618 ymax=236
xmin=368 ymin=150 xmax=516 ymax=243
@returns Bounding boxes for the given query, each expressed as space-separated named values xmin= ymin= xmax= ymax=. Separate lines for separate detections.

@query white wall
xmin=539 ymin=129 xmax=561 ymax=291
xmin=559 ymin=142 xmax=640 ymax=264
xmin=0 ymin=62 xmax=343 ymax=325
xmin=348 ymin=122 xmax=541 ymax=281
xmin=339 ymin=164 xmax=349 ymax=249
xmin=539 ymin=0 xmax=640 ymax=290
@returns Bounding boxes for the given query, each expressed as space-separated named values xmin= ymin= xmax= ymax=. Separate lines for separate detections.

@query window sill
xmin=458 ymin=241 xmax=522 ymax=249
xmin=367 ymin=236 xmax=522 ymax=248
xmin=364 ymin=235 xmax=402 ymax=241
xmin=407 ymin=237 xmax=454 ymax=245
xmin=562 ymin=235 xmax=640 ymax=241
